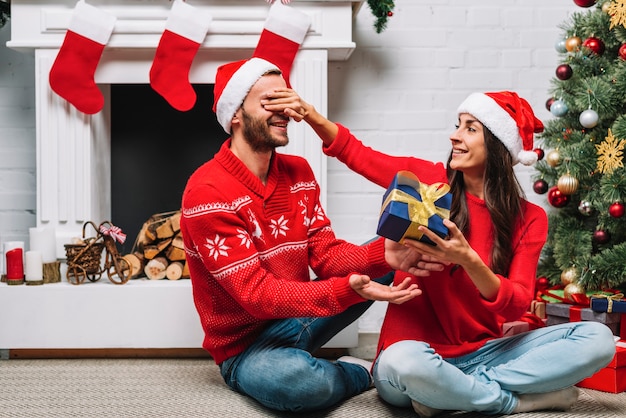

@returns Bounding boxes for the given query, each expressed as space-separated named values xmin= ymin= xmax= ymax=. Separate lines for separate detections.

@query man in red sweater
xmin=179 ymin=30 xmax=428 ymax=413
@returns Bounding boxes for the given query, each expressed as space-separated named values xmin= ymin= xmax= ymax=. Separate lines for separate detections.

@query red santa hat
xmin=213 ymin=2 xmax=311 ymax=133
xmin=457 ymin=91 xmax=544 ymax=166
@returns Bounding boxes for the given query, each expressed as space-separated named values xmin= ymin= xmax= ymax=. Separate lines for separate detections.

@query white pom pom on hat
xmin=212 ymin=2 xmax=311 ymax=133
xmin=456 ymin=91 xmax=544 ymax=166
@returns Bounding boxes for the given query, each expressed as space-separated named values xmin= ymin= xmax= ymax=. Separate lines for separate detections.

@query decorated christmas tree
xmin=535 ymin=0 xmax=626 ymax=295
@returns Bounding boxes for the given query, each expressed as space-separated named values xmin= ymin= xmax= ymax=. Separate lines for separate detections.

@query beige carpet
xmin=0 ymin=358 xmax=624 ymax=417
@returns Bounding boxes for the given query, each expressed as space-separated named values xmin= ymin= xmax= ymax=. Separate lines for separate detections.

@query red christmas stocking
xmin=49 ymin=1 xmax=116 ymax=114
xmin=150 ymin=0 xmax=212 ymax=112
xmin=253 ymin=1 xmax=311 ymax=88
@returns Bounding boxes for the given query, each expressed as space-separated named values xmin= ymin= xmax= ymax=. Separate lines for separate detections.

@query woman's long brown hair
xmin=446 ymin=125 xmax=525 ymax=276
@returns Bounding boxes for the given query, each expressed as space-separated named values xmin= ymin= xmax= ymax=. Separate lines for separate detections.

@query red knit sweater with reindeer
xmin=181 ymin=139 xmax=390 ymax=364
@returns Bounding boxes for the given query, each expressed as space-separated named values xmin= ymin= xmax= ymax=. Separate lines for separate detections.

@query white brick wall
xmin=0 ymin=0 xmax=576 ymax=331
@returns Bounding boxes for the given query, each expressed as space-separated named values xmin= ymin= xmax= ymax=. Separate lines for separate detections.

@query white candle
xmin=29 ymin=227 xmax=57 ymax=263
xmin=25 ymin=250 xmax=43 ymax=282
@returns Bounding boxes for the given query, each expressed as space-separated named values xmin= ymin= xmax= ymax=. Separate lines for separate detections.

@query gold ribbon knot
xmin=381 ymin=171 xmax=450 ymax=241
xmin=591 ymin=293 xmax=624 ymax=313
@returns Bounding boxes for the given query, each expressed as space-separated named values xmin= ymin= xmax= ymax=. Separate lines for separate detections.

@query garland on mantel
xmin=367 ymin=0 xmax=395 ymax=33
xmin=0 ymin=0 xmax=9 ymax=29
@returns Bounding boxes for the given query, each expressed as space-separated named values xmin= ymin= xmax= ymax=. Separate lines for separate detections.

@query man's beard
xmin=240 ymin=108 xmax=289 ymax=153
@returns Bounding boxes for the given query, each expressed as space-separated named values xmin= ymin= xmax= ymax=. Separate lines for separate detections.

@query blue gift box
xmin=376 ymin=171 xmax=452 ymax=245
xmin=591 ymin=294 xmax=626 ymax=314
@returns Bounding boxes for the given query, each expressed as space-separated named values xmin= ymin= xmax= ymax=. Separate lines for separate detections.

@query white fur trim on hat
xmin=457 ymin=92 xmax=526 ymax=165
xmin=215 ymin=58 xmax=279 ymax=134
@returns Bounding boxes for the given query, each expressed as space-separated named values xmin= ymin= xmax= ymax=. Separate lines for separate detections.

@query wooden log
xmin=144 ymin=257 xmax=168 ymax=280
xmin=165 ymin=261 xmax=184 ymax=280
xmin=169 ymin=211 xmax=181 ymax=232
xmin=143 ymin=238 xmax=172 ymax=260
xmin=156 ymin=218 xmax=175 ymax=239
xmin=181 ymin=261 xmax=190 ymax=279
xmin=122 ymin=253 xmax=145 ymax=279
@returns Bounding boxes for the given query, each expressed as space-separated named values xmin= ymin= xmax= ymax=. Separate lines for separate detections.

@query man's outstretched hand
xmin=349 ymin=274 xmax=421 ymax=304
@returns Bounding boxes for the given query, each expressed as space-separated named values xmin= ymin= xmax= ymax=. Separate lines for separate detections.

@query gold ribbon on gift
xmin=590 ymin=293 xmax=624 ymax=313
xmin=381 ymin=172 xmax=450 ymax=241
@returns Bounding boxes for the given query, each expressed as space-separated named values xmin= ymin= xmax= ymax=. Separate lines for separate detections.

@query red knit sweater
xmin=324 ymin=125 xmax=548 ymax=359
xmin=181 ymin=139 xmax=391 ymax=364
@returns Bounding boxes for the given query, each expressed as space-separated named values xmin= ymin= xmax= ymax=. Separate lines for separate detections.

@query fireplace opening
xmin=110 ymin=84 xmax=228 ymax=250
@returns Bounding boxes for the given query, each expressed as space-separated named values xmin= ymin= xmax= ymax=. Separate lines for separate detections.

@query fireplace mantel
xmin=7 ymin=0 xmax=364 ymax=257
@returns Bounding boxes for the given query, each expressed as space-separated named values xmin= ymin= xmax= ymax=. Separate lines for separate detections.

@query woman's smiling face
xmin=449 ymin=113 xmax=487 ymax=176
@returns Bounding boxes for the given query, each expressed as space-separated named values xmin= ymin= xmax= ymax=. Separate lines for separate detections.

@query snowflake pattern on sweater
xmin=181 ymin=139 xmax=390 ymax=364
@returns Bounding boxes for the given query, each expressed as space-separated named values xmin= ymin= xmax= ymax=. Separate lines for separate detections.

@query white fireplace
xmin=8 ymin=0 xmax=364 ymax=256
xmin=0 ymin=0 xmax=364 ymax=351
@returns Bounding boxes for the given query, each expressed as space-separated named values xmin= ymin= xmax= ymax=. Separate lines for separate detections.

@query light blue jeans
xmin=373 ymin=321 xmax=616 ymax=415
xmin=218 ymin=272 xmax=394 ymax=412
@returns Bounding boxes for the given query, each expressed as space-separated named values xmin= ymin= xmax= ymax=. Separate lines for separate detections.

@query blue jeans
xmin=219 ymin=272 xmax=394 ymax=412
xmin=373 ymin=321 xmax=615 ymax=415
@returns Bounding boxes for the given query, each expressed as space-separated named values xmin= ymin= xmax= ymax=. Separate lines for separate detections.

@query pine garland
xmin=367 ymin=0 xmax=395 ymax=33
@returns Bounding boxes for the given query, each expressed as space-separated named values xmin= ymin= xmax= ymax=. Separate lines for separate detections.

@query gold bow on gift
xmin=381 ymin=171 xmax=450 ymax=242
xmin=591 ymin=293 xmax=624 ymax=313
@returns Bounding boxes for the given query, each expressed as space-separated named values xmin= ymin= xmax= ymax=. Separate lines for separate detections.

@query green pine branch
xmin=367 ymin=0 xmax=395 ymax=33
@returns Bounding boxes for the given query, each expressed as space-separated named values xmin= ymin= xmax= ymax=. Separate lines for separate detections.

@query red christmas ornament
xmin=593 ymin=229 xmax=610 ymax=244
xmin=536 ymin=277 xmax=550 ymax=291
xmin=545 ymin=97 xmax=555 ymax=111
xmin=609 ymin=202 xmax=625 ymax=218
xmin=387 ymin=11 xmax=393 ymax=17
xmin=547 ymin=186 xmax=570 ymax=208
xmin=533 ymin=179 xmax=549 ymax=194
xmin=619 ymin=44 xmax=626 ymax=60
xmin=573 ymin=0 xmax=596 ymax=7
xmin=583 ymin=36 xmax=605 ymax=55
xmin=533 ymin=148 xmax=545 ymax=160
xmin=555 ymin=64 xmax=573 ymax=80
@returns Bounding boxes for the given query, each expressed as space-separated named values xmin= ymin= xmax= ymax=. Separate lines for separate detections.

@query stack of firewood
xmin=122 ymin=211 xmax=189 ymax=280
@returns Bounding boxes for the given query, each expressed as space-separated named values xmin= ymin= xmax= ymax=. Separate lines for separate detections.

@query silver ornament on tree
xmin=578 ymin=200 xmax=593 ymax=215
xmin=579 ymin=109 xmax=599 ymax=128
xmin=550 ymin=99 xmax=568 ymax=117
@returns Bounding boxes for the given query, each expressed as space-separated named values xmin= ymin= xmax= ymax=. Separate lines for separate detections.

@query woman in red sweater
xmin=263 ymin=90 xmax=616 ymax=416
